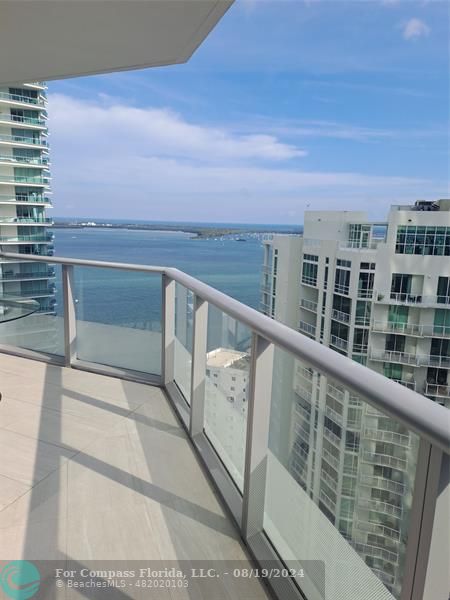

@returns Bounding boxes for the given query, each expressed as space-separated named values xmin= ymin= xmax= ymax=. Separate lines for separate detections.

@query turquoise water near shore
xmin=53 ymin=226 xmax=285 ymax=327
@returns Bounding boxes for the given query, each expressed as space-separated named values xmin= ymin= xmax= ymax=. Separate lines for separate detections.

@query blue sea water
xmin=53 ymin=225 xmax=298 ymax=328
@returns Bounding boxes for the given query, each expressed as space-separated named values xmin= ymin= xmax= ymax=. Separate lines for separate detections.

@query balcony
xmin=376 ymin=292 xmax=450 ymax=307
xmin=0 ymin=233 xmax=53 ymax=244
xmin=0 ymin=91 xmax=46 ymax=107
xmin=0 ymin=174 xmax=50 ymax=186
xmin=0 ymin=268 xmax=55 ymax=282
xmin=331 ymin=308 xmax=350 ymax=324
xmin=0 ymin=133 xmax=47 ymax=148
xmin=425 ymin=382 xmax=450 ymax=399
xmin=300 ymin=298 xmax=318 ymax=313
xmin=0 ymin=154 xmax=49 ymax=167
xmin=0 ymin=217 xmax=53 ymax=225
xmin=372 ymin=321 xmax=450 ymax=339
xmin=298 ymin=320 xmax=316 ymax=338
xmin=330 ymin=334 xmax=349 ymax=352
xmin=0 ymin=193 xmax=52 ymax=206
xmin=0 ymin=250 xmax=448 ymax=600
xmin=0 ymin=113 xmax=46 ymax=128
xmin=370 ymin=349 xmax=450 ymax=369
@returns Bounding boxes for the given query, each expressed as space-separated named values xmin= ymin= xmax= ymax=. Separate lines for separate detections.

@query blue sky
xmin=48 ymin=0 xmax=449 ymax=224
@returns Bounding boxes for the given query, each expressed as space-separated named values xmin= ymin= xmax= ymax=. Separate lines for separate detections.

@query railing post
xmin=242 ymin=332 xmax=274 ymax=540
xmin=62 ymin=264 xmax=76 ymax=367
xmin=161 ymin=274 xmax=175 ymax=386
xmin=189 ymin=295 xmax=208 ymax=437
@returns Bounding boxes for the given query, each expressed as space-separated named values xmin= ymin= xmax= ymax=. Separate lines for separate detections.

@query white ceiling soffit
xmin=0 ymin=0 xmax=233 ymax=85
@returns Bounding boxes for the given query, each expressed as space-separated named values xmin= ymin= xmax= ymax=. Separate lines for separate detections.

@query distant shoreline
xmin=52 ymin=221 xmax=302 ymax=239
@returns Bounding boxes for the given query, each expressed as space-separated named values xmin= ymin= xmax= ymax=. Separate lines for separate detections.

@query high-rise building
xmin=0 ymin=82 xmax=55 ymax=326
xmin=260 ymin=200 xmax=450 ymax=595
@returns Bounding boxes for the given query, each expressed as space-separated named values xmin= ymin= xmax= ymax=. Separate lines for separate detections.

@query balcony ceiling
xmin=0 ymin=0 xmax=232 ymax=85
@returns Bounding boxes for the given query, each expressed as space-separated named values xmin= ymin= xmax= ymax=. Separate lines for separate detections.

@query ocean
xmin=53 ymin=224 xmax=299 ymax=329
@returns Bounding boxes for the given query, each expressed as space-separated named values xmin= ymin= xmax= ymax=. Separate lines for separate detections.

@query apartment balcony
xmin=334 ymin=284 xmax=350 ymax=296
xmin=370 ymin=349 xmax=450 ymax=369
xmin=0 ymin=113 xmax=46 ymax=128
xmin=0 ymin=133 xmax=47 ymax=148
xmin=300 ymin=298 xmax=318 ymax=313
xmin=331 ymin=308 xmax=350 ymax=324
xmin=330 ymin=334 xmax=349 ymax=352
xmin=0 ymin=250 xmax=448 ymax=600
xmin=372 ymin=321 xmax=450 ymax=339
xmin=0 ymin=154 xmax=49 ymax=167
xmin=0 ymin=193 xmax=52 ymax=206
xmin=3 ymin=286 xmax=55 ymax=299
xmin=0 ymin=268 xmax=55 ymax=282
xmin=363 ymin=428 xmax=411 ymax=447
xmin=298 ymin=319 xmax=316 ymax=338
xmin=359 ymin=475 xmax=406 ymax=497
xmin=362 ymin=451 xmax=408 ymax=471
xmin=357 ymin=288 xmax=374 ymax=299
xmin=424 ymin=382 xmax=450 ymax=399
xmin=0 ymin=233 xmax=53 ymax=244
xmin=376 ymin=292 xmax=450 ymax=307
xmin=0 ymin=174 xmax=50 ymax=187
xmin=0 ymin=90 xmax=46 ymax=108
xmin=0 ymin=217 xmax=53 ymax=225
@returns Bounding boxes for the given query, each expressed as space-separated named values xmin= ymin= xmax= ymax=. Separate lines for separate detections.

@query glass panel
xmin=0 ymin=261 xmax=63 ymax=355
xmin=174 ymin=283 xmax=193 ymax=402
xmin=263 ymin=348 xmax=420 ymax=600
xmin=204 ymin=305 xmax=251 ymax=491
xmin=74 ymin=266 xmax=161 ymax=375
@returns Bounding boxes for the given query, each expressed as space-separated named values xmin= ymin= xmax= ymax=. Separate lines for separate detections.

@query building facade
xmin=0 ymin=82 xmax=55 ymax=327
xmin=260 ymin=200 xmax=450 ymax=596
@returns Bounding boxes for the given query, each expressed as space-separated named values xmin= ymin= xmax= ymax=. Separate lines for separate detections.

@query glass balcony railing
xmin=0 ymin=154 xmax=49 ymax=166
xmin=0 ymin=233 xmax=53 ymax=243
xmin=300 ymin=298 xmax=318 ymax=312
xmin=0 ymin=174 xmax=50 ymax=185
xmin=0 ymin=216 xmax=53 ymax=224
xmin=0 ymin=113 xmax=46 ymax=126
xmin=0 ymin=194 xmax=52 ymax=205
xmin=0 ymin=91 xmax=45 ymax=106
xmin=0 ymin=133 xmax=47 ymax=146
xmin=0 ymin=249 xmax=447 ymax=600
xmin=372 ymin=320 xmax=450 ymax=338
xmin=298 ymin=319 xmax=316 ymax=337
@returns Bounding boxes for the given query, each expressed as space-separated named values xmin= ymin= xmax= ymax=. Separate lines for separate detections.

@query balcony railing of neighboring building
xmin=0 ymin=154 xmax=49 ymax=166
xmin=339 ymin=241 xmax=380 ymax=251
xmin=0 ymin=267 xmax=55 ymax=281
xmin=0 ymin=194 xmax=52 ymax=205
xmin=370 ymin=349 xmax=450 ymax=368
xmin=0 ymin=217 xmax=53 ymax=224
xmin=0 ymin=175 xmax=50 ymax=186
xmin=424 ymin=382 xmax=450 ymax=398
xmin=0 ymin=233 xmax=53 ymax=244
xmin=0 ymin=134 xmax=47 ymax=146
xmin=300 ymin=298 xmax=318 ymax=313
xmin=376 ymin=291 xmax=450 ymax=306
xmin=372 ymin=321 xmax=450 ymax=339
xmin=331 ymin=308 xmax=350 ymax=323
xmin=0 ymin=91 xmax=46 ymax=106
xmin=0 ymin=250 xmax=448 ymax=600
xmin=298 ymin=320 xmax=316 ymax=337
xmin=0 ymin=113 xmax=46 ymax=127
xmin=330 ymin=334 xmax=349 ymax=351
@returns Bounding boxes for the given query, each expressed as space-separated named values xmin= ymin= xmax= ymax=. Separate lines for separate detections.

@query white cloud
xmin=48 ymin=94 xmax=304 ymax=163
xmin=402 ymin=18 xmax=431 ymax=40
xmin=47 ymin=94 xmax=439 ymax=222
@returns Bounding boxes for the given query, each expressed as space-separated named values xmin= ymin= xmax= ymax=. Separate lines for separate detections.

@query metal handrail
xmin=0 ymin=249 xmax=448 ymax=454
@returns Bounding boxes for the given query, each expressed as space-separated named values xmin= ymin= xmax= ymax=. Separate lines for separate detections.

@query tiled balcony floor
xmin=0 ymin=354 xmax=270 ymax=599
